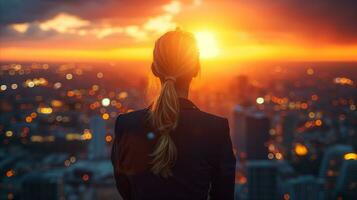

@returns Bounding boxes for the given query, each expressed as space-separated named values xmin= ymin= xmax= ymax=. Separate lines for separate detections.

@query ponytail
xmin=149 ymin=29 xmax=199 ymax=178
xmin=150 ymin=78 xmax=179 ymax=177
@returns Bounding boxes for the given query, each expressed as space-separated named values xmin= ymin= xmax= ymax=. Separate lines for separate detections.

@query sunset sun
xmin=194 ymin=31 xmax=219 ymax=59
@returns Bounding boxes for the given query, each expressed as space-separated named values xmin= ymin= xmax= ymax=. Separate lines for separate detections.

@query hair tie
xmin=164 ymin=76 xmax=176 ymax=83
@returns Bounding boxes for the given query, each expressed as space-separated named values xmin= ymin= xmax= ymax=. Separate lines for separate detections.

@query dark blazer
xmin=111 ymin=98 xmax=236 ymax=200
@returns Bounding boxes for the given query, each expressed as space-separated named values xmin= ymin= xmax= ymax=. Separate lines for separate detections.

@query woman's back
xmin=111 ymin=29 xmax=236 ymax=199
xmin=111 ymin=98 xmax=236 ymax=200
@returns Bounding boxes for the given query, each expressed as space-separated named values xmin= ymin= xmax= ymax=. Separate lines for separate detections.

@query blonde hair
xmin=149 ymin=29 xmax=200 ymax=177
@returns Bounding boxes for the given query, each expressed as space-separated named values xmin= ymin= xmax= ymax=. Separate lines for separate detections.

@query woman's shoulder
xmin=116 ymin=108 xmax=149 ymax=121
xmin=193 ymin=109 xmax=228 ymax=125
xmin=114 ymin=108 xmax=149 ymax=131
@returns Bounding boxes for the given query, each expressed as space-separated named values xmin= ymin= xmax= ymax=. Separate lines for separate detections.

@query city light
xmin=334 ymin=77 xmax=354 ymax=86
xmin=311 ymin=94 xmax=318 ymax=101
xmin=38 ymin=107 xmax=53 ymax=114
xmin=25 ymin=116 xmax=33 ymax=123
xmin=102 ymin=113 xmax=110 ymax=120
xmin=256 ymin=97 xmax=265 ymax=104
xmin=306 ymin=68 xmax=314 ymax=75
xmin=97 ymin=72 xmax=104 ymax=78
xmin=105 ymin=135 xmax=113 ymax=143
xmin=0 ymin=84 xmax=7 ymax=91
xmin=315 ymin=119 xmax=322 ymax=126
xmin=101 ymin=98 xmax=111 ymax=107
xmin=66 ymin=73 xmax=73 ymax=80
xmin=269 ymin=129 xmax=276 ymax=136
xmin=70 ymin=156 xmax=76 ymax=163
xmin=283 ymin=194 xmax=290 ymax=200
xmin=53 ymin=82 xmax=62 ymax=89
xmin=30 ymin=135 xmax=55 ymax=142
xmin=308 ymin=112 xmax=315 ymax=118
xmin=92 ymin=85 xmax=99 ymax=91
xmin=295 ymin=143 xmax=308 ymax=156
xmin=5 ymin=131 xmax=13 ymax=137
xmin=6 ymin=169 xmax=15 ymax=178
xmin=118 ymin=91 xmax=128 ymax=99
xmin=27 ymin=81 xmax=35 ymax=87
xmin=344 ymin=153 xmax=357 ymax=160
xmin=66 ymin=133 xmax=83 ymax=141
xmin=24 ymin=78 xmax=48 ymax=87
xmin=51 ymin=100 xmax=63 ymax=107
xmin=82 ymin=174 xmax=90 ymax=181
xmin=64 ymin=160 xmax=71 ymax=167
xmin=11 ymin=83 xmax=18 ymax=89
xmin=82 ymin=129 xmax=93 ymax=140
xmin=30 ymin=112 xmax=37 ymax=118
xmin=301 ymin=103 xmax=308 ymax=109
xmin=275 ymin=152 xmax=283 ymax=160
xmin=237 ymin=176 xmax=247 ymax=184
xmin=7 ymin=193 xmax=14 ymax=200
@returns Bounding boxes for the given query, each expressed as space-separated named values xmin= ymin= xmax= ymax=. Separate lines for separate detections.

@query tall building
xmin=22 ymin=170 xmax=65 ymax=200
xmin=234 ymin=75 xmax=251 ymax=106
xmin=89 ymin=115 xmax=107 ymax=160
xmin=319 ymin=145 xmax=353 ymax=187
xmin=246 ymin=160 xmax=278 ymax=200
xmin=334 ymin=160 xmax=357 ymax=199
xmin=233 ymin=106 xmax=270 ymax=160
xmin=281 ymin=112 xmax=298 ymax=159
xmin=318 ymin=145 xmax=354 ymax=199
xmin=283 ymin=175 xmax=325 ymax=200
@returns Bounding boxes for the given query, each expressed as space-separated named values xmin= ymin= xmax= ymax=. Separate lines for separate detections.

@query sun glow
xmin=194 ymin=31 xmax=219 ymax=59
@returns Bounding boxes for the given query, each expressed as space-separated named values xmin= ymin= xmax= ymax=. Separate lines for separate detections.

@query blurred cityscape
xmin=0 ymin=62 xmax=356 ymax=200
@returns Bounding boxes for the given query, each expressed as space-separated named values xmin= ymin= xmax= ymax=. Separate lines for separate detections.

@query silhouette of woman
xmin=111 ymin=29 xmax=236 ymax=200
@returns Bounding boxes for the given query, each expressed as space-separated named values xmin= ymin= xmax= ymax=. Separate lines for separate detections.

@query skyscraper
xmin=334 ymin=160 xmax=357 ymax=199
xmin=246 ymin=160 xmax=278 ymax=200
xmin=281 ymin=112 xmax=298 ymax=159
xmin=89 ymin=115 xmax=107 ymax=160
xmin=319 ymin=145 xmax=353 ymax=186
xmin=283 ymin=175 xmax=325 ymax=200
xmin=22 ymin=170 xmax=65 ymax=200
xmin=233 ymin=106 xmax=270 ymax=160
xmin=234 ymin=75 xmax=251 ymax=106
xmin=318 ymin=145 xmax=354 ymax=199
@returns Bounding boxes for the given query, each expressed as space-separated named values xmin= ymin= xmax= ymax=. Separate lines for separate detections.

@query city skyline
xmin=1 ymin=0 xmax=357 ymax=199
xmin=0 ymin=61 xmax=356 ymax=199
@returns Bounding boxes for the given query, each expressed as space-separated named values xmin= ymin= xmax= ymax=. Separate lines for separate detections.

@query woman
xmin=111 ymin=29 xmax=236 ymax=200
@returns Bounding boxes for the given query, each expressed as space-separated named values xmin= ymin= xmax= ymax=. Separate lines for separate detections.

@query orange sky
xmin=1 ymin=0 xmax=357 ymax=62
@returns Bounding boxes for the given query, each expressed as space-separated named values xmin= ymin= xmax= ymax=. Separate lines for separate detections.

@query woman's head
xmin=149 ymin=29 xmax=200 ymax=177
xmin=152 ymin=29 xmax=200 ymax=84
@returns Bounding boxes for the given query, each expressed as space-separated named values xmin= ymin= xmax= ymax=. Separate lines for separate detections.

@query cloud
xmin=2 ymin=0 xmax=356 ymax=46
xmin=39 ymin=13 xmax=90 ymax=33
xmin=124 ymin=25 xmax=147 ymax=41
xmin=11 ymin=23 xmax=30 ymax=33
xmin=2 ymin=0 xmax=183 ymax=43
xmin=163 ymin=0 xmax=181 ymax=14
xmin=92 ymin=27 xmax=124 ymax=39
xmin=0 ymin=0 xmax=170 ymax=26
xmin=143 ymin=14 xmax=176 ymax=34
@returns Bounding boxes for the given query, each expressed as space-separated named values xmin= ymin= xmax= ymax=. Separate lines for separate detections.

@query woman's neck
xmin=176 ymin=88 xmax=189 ymax=99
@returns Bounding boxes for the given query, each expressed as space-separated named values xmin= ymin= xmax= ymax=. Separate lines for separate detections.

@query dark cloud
xmin=1 ymin=0 xmax=61 ymax=25
xmin=228 ymin=0 xmax=357 ymax=43
xmin=0 ymin=0 xmax=169 ymax=25
xmin=0 ymin=23 xmax=57 ymax=43
xmin=1 ymin=0 xmax=356 ymax=44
